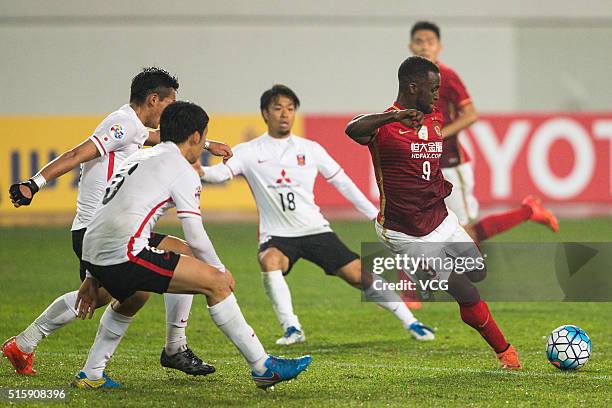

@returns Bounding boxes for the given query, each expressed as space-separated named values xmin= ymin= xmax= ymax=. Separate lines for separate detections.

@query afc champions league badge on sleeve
xmin=109 ymin=124 xmax=125 ymax=140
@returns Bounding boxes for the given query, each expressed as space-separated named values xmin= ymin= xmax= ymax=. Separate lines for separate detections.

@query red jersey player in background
xmin=409 ymin=21 xmax=558 ymax=242
xmin=345 ymin=56 xmax=521 ymax=369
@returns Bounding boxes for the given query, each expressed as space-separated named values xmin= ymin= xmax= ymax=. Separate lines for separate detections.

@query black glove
xmin=9 ymin=179 xmax=39 ymax=206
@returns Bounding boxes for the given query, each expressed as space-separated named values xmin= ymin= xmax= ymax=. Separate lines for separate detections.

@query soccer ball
xmin=546 ymin=325 xmax=591 ymax=370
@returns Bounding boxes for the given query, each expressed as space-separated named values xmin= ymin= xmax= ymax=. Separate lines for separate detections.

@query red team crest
xmin=297 ymin=154 xmax=306 ymax=166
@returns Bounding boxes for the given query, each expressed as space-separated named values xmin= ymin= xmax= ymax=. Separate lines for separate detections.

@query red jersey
xmin=369 ymin=103 xmax=452 ymax=236
xmin=436 ymin=62 xmax=472 ymax=168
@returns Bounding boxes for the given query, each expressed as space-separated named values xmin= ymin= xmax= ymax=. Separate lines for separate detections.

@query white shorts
xmin=442 ymin=163 xmax=479 ymax=225
xmin=375 ymin=211 xmax=481 ymax=281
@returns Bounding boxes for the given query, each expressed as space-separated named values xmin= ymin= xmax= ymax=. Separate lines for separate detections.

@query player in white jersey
xmin=2 ymin=68 xmax=230 ymax=380
xmin=198 ymin=85 xmax=435 ymax=345
xmin=71 ymin=101 xmax=311 ymax=389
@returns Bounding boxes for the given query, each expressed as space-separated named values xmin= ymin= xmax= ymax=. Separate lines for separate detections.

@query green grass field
xmin=1 ymin=219 xmax=611 ymax=407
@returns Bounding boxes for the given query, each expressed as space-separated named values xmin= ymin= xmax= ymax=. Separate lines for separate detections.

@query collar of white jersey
xmin=159 ymin=141 xmax=181 ymax=154
xmin=262 ymin=132 xmax=294 ymax=143
xmin=119 ymin=104 xmax=148 ymax=133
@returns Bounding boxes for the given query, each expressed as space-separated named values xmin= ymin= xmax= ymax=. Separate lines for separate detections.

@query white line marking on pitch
xmin=331 ymin=362 xmax=610 ymax=381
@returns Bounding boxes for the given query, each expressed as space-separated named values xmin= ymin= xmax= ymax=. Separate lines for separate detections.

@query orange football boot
xmin=497 ymin=344 xmax=522 ymax=370
xmin=400 ymin=290 xmax=422 ymax=310
xmin=1 ymin=337 xmax=37 ymax=375
xmin=404 ymin=301 xmax=423 ymax=310
xmin=522 ymin=195 xmax=559 ymax=232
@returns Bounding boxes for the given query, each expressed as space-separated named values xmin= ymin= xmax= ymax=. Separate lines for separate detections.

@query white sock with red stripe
xmin=16 ymin=291 xmax=79 ymax=353
xmin=364 ymin=276 xmax=417 ymax=329
xmin=261 ymin=270 xmax=301 ymax=331
xmin=208 ymin=293 xmax=268 ymax=375
xmin=82 ymin=305 xmax=133 ymax=380
xmin=164 ymin=293 xmax=193 ymax=355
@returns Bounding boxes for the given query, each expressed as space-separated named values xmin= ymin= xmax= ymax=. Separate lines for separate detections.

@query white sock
xmin=364 ymin=275 xmax=417 ymax=329
xmin=208 ymin=293 xmax=268 ymax=375
xmin=261 ymin=270 xmax=301 ymax=331
xmin=163 ymin=293 xmax=193 ymax=355
xmin=16 ymin=291 xmax=79 ymax=353
xmin=82 ymin=305 xmax=133 ymax=380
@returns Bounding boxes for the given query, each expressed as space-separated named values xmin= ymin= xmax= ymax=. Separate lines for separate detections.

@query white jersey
xmin=71 ymin=104 xmax=149 ymax=231
xmin=222 ymin=133 xmax=377 ymax=243
xmin=82 ymin=142 xmax=202 ymax=266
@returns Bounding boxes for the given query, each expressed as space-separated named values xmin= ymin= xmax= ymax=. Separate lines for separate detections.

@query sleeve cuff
xmin=325 ymin=167 xmax=342 ymax=181
xmin=89 ymin=135 xmax=107 ymax=156
xmin=176 ymin=210 xmax=202 ymax=219
xmin=225 ymin=163 xmax=237 ymax=178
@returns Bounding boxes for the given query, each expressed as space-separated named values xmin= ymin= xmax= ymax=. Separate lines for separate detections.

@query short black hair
xmin=411 ymin=21 xmax=441 ymax=40
xmin=260 ymin=84 xmax=300 ymax=111
xmin=398 ymin=56 xmax=439 ymax=87
xmin=159 ymin=101 xmax=209 ymax=144
xmin=130 ymin=67 xmax=179 ymax=105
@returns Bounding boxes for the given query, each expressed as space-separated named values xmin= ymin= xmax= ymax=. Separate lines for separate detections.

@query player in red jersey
xmin=345 ymin=56 xmax=521 ymax=369
xmin=409 ymin=21 xmax=558 ymax=243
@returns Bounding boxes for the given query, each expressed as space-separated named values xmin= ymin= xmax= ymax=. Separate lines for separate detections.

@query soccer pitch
xmin=1 ymin=219 xmax=611 ymax=407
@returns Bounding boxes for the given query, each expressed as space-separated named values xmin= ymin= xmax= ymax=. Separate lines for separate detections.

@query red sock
xmin=459 ymin=300 xmax=509 ymax=353
xmin=473 ymin=206 xmax=532 ymax=242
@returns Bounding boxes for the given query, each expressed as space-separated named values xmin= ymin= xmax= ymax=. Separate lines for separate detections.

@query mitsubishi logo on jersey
xmin=276 ymin=169 xmax=292 ymax=184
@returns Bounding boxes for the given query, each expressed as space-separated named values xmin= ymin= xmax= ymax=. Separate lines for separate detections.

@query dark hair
xmin=398 ymin=56 xmax=439 ymax=87
xmin=410 ymin=21 xmax=441 ymax=40
xmin=160 ymin=101 xmax=209 ymax=144
xmin=260 ymin=84 xmax=300 ymax=111
xmin=130 ymin=67 xmax=179 ymax=105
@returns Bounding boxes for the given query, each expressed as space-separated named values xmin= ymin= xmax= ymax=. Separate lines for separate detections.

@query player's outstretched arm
xmin=8 ymin=139 xmax=100 ymax=207
xmin=196 ymin=163 xmax=233 ymax=184
xmin=345 ymin=109 xmax=424 ymax=145
xmin=206 ymin=140 xmax=233 ymax=163
xmin=181 ymin=217 xmax=226 ymax=271
xmin=328 ymin=170 xmax=379 ymax=220
xmin=146 ymin=131 xmax=233 ymax=162
xmin=180 ymin=217 xmax=235 ymax=290
xmin=144 ymin=129 xmax=160 ymax=146
xmin=194 ymin=141 xmax=244 ymax=186
xmin=313 ymin=143 xmax=378 ymax=220
xmin=441 ymin=102 xmax=478 ymax=139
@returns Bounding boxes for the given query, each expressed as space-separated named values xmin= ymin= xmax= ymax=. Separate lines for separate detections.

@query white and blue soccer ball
xmin=546 ymin=325 xmax=591 ymax=370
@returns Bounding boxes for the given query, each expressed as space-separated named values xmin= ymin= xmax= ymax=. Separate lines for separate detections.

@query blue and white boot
xmin=71 ymin=371 xmax=121 ymax=389
xmin=275 ymin=326 xmax=306 ymax=345
xmin=408 ymin=321 xmax=435 ymax=341
xmin=252 ymin=355 xmax=312 ymax=389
